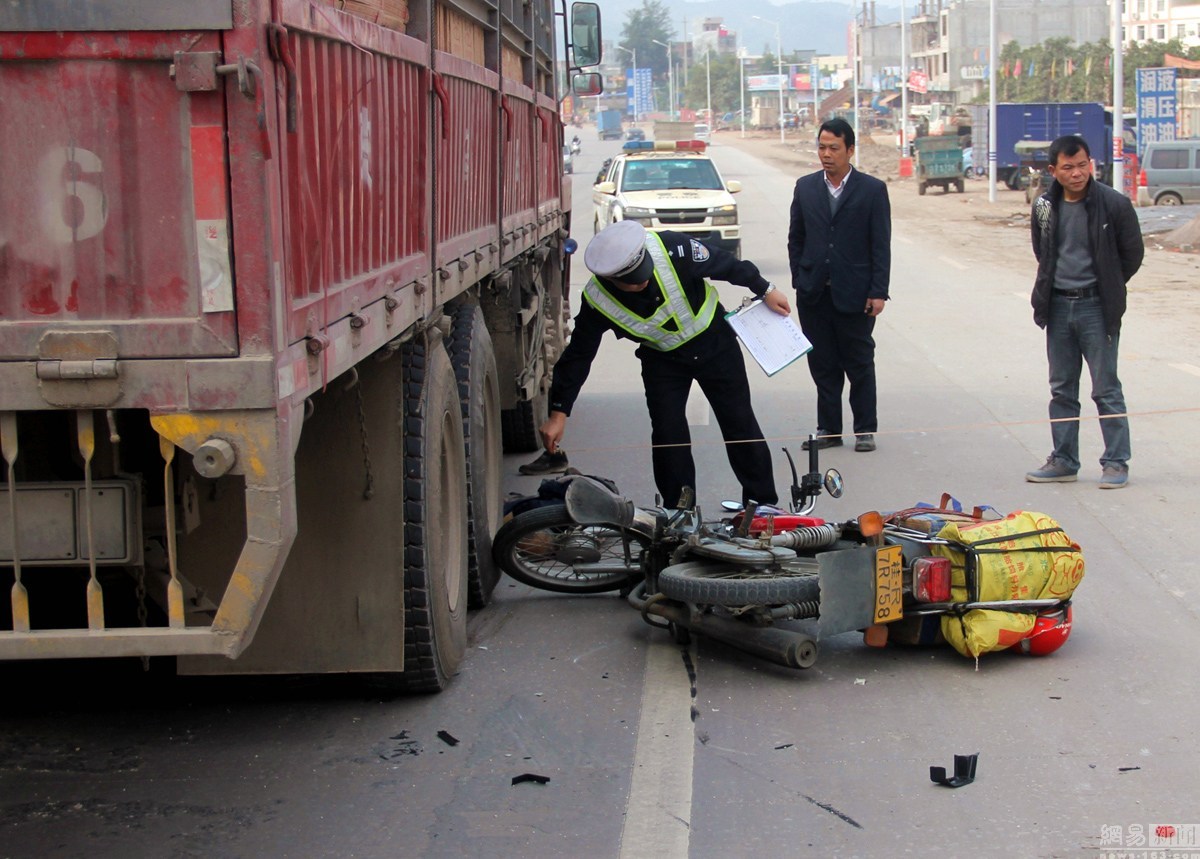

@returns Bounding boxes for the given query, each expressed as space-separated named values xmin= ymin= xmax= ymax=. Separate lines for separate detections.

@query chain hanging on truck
xmin=352 ymin=369 xmax=375 ymax=500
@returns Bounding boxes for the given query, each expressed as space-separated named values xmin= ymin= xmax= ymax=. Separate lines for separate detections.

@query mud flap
xmin=816 ymin=546 xmax=880 ymax=638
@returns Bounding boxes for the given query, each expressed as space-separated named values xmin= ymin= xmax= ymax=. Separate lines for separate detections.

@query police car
xmin=591 ymin=140 xmax=742 ymax=257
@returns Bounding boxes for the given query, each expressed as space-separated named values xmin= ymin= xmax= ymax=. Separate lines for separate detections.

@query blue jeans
xmin=1046 ymin=292 xmax=1130 ymax=471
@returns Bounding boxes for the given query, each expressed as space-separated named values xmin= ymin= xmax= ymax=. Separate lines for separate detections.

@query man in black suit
xmin=787 ymin=118 xmax=891 ymax=452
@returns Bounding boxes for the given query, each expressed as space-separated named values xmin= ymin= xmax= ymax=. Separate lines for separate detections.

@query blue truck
xmin=597 ymin=108 xmax=624 ymax=140
xmin=967 ymin=102 xmax=1126 ymax=190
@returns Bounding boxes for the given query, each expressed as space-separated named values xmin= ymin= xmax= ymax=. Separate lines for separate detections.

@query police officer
xmin=540 ymin=220 xmax=791 ymax=507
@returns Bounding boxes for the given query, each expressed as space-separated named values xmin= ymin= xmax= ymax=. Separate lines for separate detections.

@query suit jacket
xmin=787 ymin=168 xmax=892 ymax=314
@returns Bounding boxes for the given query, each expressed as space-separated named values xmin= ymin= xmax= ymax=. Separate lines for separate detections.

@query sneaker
xmin=854 ymin=434 xmax=876 ymax=452
xmin=518 ymin=449 xmax=569 ymax=475
xmin=1025 ymin=456 xmax=1078 ymax=483
xmin=801 ymin=431 xmax=843 ymax=451
xmin=1099 ymin=465 xmax=1129 ymax=489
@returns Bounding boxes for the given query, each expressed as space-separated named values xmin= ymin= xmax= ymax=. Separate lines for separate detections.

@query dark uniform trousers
xmin=639 ymin=335 xmax=777 ymax=508
xmin=798 ymin=289 xmax=878 ymax=435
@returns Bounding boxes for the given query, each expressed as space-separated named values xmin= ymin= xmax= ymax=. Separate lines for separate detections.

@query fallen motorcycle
xmin=492 ymin=441 xmax=1082 ymax=669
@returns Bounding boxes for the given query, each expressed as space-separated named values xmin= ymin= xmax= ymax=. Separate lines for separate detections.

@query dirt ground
xmin=717 ymin=128 xmax=1200 ymax=327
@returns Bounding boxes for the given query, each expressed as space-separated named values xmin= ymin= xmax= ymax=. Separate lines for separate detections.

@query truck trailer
xmin=966 ymin=102 xmax=1123 ymax=190
xmin=0 ymin=0 xmax=602 ymax=689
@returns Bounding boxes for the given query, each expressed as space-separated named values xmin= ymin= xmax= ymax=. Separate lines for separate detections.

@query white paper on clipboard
xmin=725 ymin=300 xmax=812 ymax=376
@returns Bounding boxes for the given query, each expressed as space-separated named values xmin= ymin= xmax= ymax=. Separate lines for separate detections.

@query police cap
xmin=584 ymin=220 xmax=653 ymax=284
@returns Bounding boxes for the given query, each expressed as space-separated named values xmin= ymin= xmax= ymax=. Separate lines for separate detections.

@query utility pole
xmin=1112 ymin=0 xmax=1125 ymax=193
xmin=753 ymin=15 xmax=785 ymax=144
xmin=988 ymin=0 xmax=997 ymax=201
xmin=901 ymin=1 xmax=909 ymax=157
xmin=852 ymin=4 xmax=859 ymax=167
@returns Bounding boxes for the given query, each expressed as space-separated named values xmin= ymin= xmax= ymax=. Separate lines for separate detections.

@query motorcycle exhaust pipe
xmin=642 ymin=598 xmax=818 ymax=670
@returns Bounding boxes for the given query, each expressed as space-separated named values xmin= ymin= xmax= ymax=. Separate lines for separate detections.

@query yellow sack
xmin=932 ymin=511 xmax=1084 ymax=658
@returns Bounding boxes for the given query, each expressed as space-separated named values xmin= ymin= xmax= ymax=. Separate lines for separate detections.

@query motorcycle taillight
xmin=913 ymin=556 xmax=952 ymax=602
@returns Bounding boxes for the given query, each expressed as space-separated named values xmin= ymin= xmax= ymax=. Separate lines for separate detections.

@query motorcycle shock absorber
xmin=770 ymin=523 xmax=842 ymax=550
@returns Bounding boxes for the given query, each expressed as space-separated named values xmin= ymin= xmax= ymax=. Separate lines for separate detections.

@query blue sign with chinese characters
xmin=1136 ymin=66 xmax=1177 ymax=158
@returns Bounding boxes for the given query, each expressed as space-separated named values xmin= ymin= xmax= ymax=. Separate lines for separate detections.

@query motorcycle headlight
xmin=708 ymin=204 xmax=737 ymax=226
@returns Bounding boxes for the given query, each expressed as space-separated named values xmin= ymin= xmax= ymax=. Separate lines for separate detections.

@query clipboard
xmin=724 ymin=299 xmax=812 ymax=377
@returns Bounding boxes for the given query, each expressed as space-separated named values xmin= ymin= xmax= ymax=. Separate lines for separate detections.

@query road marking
xmin=938 ymin=255 xmax=969 ymax=271
xmin=618 ymin=640 xmax=695 ymax=857
xmin=1170 ymin=362 xmax=1200 ymax=377
xmin=686 ymin=381 xmax=710 ymax=426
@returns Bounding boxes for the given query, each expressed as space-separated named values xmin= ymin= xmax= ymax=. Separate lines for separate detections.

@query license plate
xmin=874 ymin=545 xmax=904 ymax=624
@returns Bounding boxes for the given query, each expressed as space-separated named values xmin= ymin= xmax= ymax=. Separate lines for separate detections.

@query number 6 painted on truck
xmin=37 ymin=145 xmax=108 ymax=243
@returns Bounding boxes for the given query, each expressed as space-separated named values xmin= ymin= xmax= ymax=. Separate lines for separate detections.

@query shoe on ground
xmin=518 ymin=449 xmax=569 ymax=475
xmin=1025 ymin=456 xmax=1078 ymax=483
xmin=1099 ymin=465 xmax=1129 ymax=489
xmin=801 ymin=431 xmax=843 ymax=451
xmin=854 ymin=434 xmax=876 ymax=452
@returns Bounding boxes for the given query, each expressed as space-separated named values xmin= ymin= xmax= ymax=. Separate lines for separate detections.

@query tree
xmin=986 ymin=37 xmax=1200 ymax=105
xmin=618 ymin=0 xmax=673 ymax=79
xmin=680 ymin=50 xmax=744 ymax=118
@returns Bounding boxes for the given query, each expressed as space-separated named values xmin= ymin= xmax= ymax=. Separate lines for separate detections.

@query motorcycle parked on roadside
xmin=491 ymin=441 xmax=1081 ymax=669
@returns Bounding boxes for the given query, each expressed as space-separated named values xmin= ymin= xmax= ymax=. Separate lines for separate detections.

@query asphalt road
xmin=2 ymin=138 xmax=1199 ymax=859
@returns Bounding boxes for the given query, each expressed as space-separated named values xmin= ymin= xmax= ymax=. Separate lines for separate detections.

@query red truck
xmin=0 ymin=0 xmax=603 ymax=689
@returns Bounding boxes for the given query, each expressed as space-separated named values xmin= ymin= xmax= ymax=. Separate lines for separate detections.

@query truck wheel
xmin=399 ymin=336 xmax=469 ymax=691
xmin=955 ymin=179 xmax=964 ymax=193
xmin=918 ymin=182 xmax=927 ymax=196
xmin=447 ymin=304 xmax=503 ymax=609
xmin=501 ymin=392 xmax=548 ymax=454
xmin=657 ymin=559 xmax=820 ymax=606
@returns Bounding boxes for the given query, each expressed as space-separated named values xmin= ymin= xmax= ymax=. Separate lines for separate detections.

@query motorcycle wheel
xmin=491 ymin=505 xmax=648 ymax=594
xmin=657 ymin=558 xmax=820 ymax=606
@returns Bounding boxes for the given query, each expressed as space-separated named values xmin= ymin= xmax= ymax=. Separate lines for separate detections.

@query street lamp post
xmin=705 ymin=48 xmax=712 ymax=132
xmin=652 ymin=39 xmax=674 ymax=120
xmin=754 ymin=15 xmax=786 ymax=143
xmin=739 ymin=50 xmax=746 ymax=138
xmin=616 ymin=44 xmax=638 ymax=124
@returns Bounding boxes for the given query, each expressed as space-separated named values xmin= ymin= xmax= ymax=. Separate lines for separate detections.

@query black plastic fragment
xmin=930 ymin=753 xmax=979 ymax=788
xmin=436 ymin=730 xmax=460 ymax=747
xmin=511 ymin=773 xmax=551 ymax=786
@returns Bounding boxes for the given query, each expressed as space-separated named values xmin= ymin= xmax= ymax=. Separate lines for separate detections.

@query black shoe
xmin=518 ymin=450 xmax=569 ymax=475
xmin=801 ymin=432 xmax=843 ymax=451
xmin=854 ymin=434 xmax=876 ymax=452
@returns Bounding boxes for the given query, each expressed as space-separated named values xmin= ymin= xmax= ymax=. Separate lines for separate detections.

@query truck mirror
xmin=572 ymin=72 xmax=603 ymax=97
xmin=570 ymin=2 xmax=602 ymax=68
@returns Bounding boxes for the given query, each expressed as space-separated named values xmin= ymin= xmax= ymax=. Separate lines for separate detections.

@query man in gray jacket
xmin=1026 ymin=135 xmax=1144 ymax=488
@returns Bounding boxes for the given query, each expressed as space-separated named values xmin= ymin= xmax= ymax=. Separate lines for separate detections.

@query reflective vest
xmin=583 ymin=234 xmax=719 ymax=352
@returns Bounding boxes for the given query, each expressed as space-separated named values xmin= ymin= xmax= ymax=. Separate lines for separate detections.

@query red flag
xmin=1165 ymin=53 xmax=1200 ymax=70
xmin=1014 ymin=59 xmax=1023 ymax=77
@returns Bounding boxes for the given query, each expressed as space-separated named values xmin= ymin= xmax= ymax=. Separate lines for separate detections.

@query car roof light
xmin=674 ymin=140 xmax=706 ymax=151
xmin=622 ymin=141 xmax=655 ymax=152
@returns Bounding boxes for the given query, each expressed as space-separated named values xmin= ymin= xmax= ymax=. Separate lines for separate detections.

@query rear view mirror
xmin=573 ymin=72 xmax=603 ymax=97
xmin=571 ymin=2 xmax=602 ymax=68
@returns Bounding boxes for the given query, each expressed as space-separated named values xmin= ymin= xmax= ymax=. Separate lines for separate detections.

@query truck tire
xmin=918 ymin=181 xmax=927 ymax=196
xmin=447 ymin=304 xmax=503 ymax=608
xmin=955 ymin=179 xmax=964 ymax=193
xmin=399 ymin=336 xmax=469 ymax=691
xmin=657 ymin=559 xmax=820 ymax=606
xmin=501 ymin=392 xmax=548 ymax=454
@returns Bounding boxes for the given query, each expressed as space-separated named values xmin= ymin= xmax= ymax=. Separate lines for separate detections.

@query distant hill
xmin=596 ymin=0 xmax=901 ymax=57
